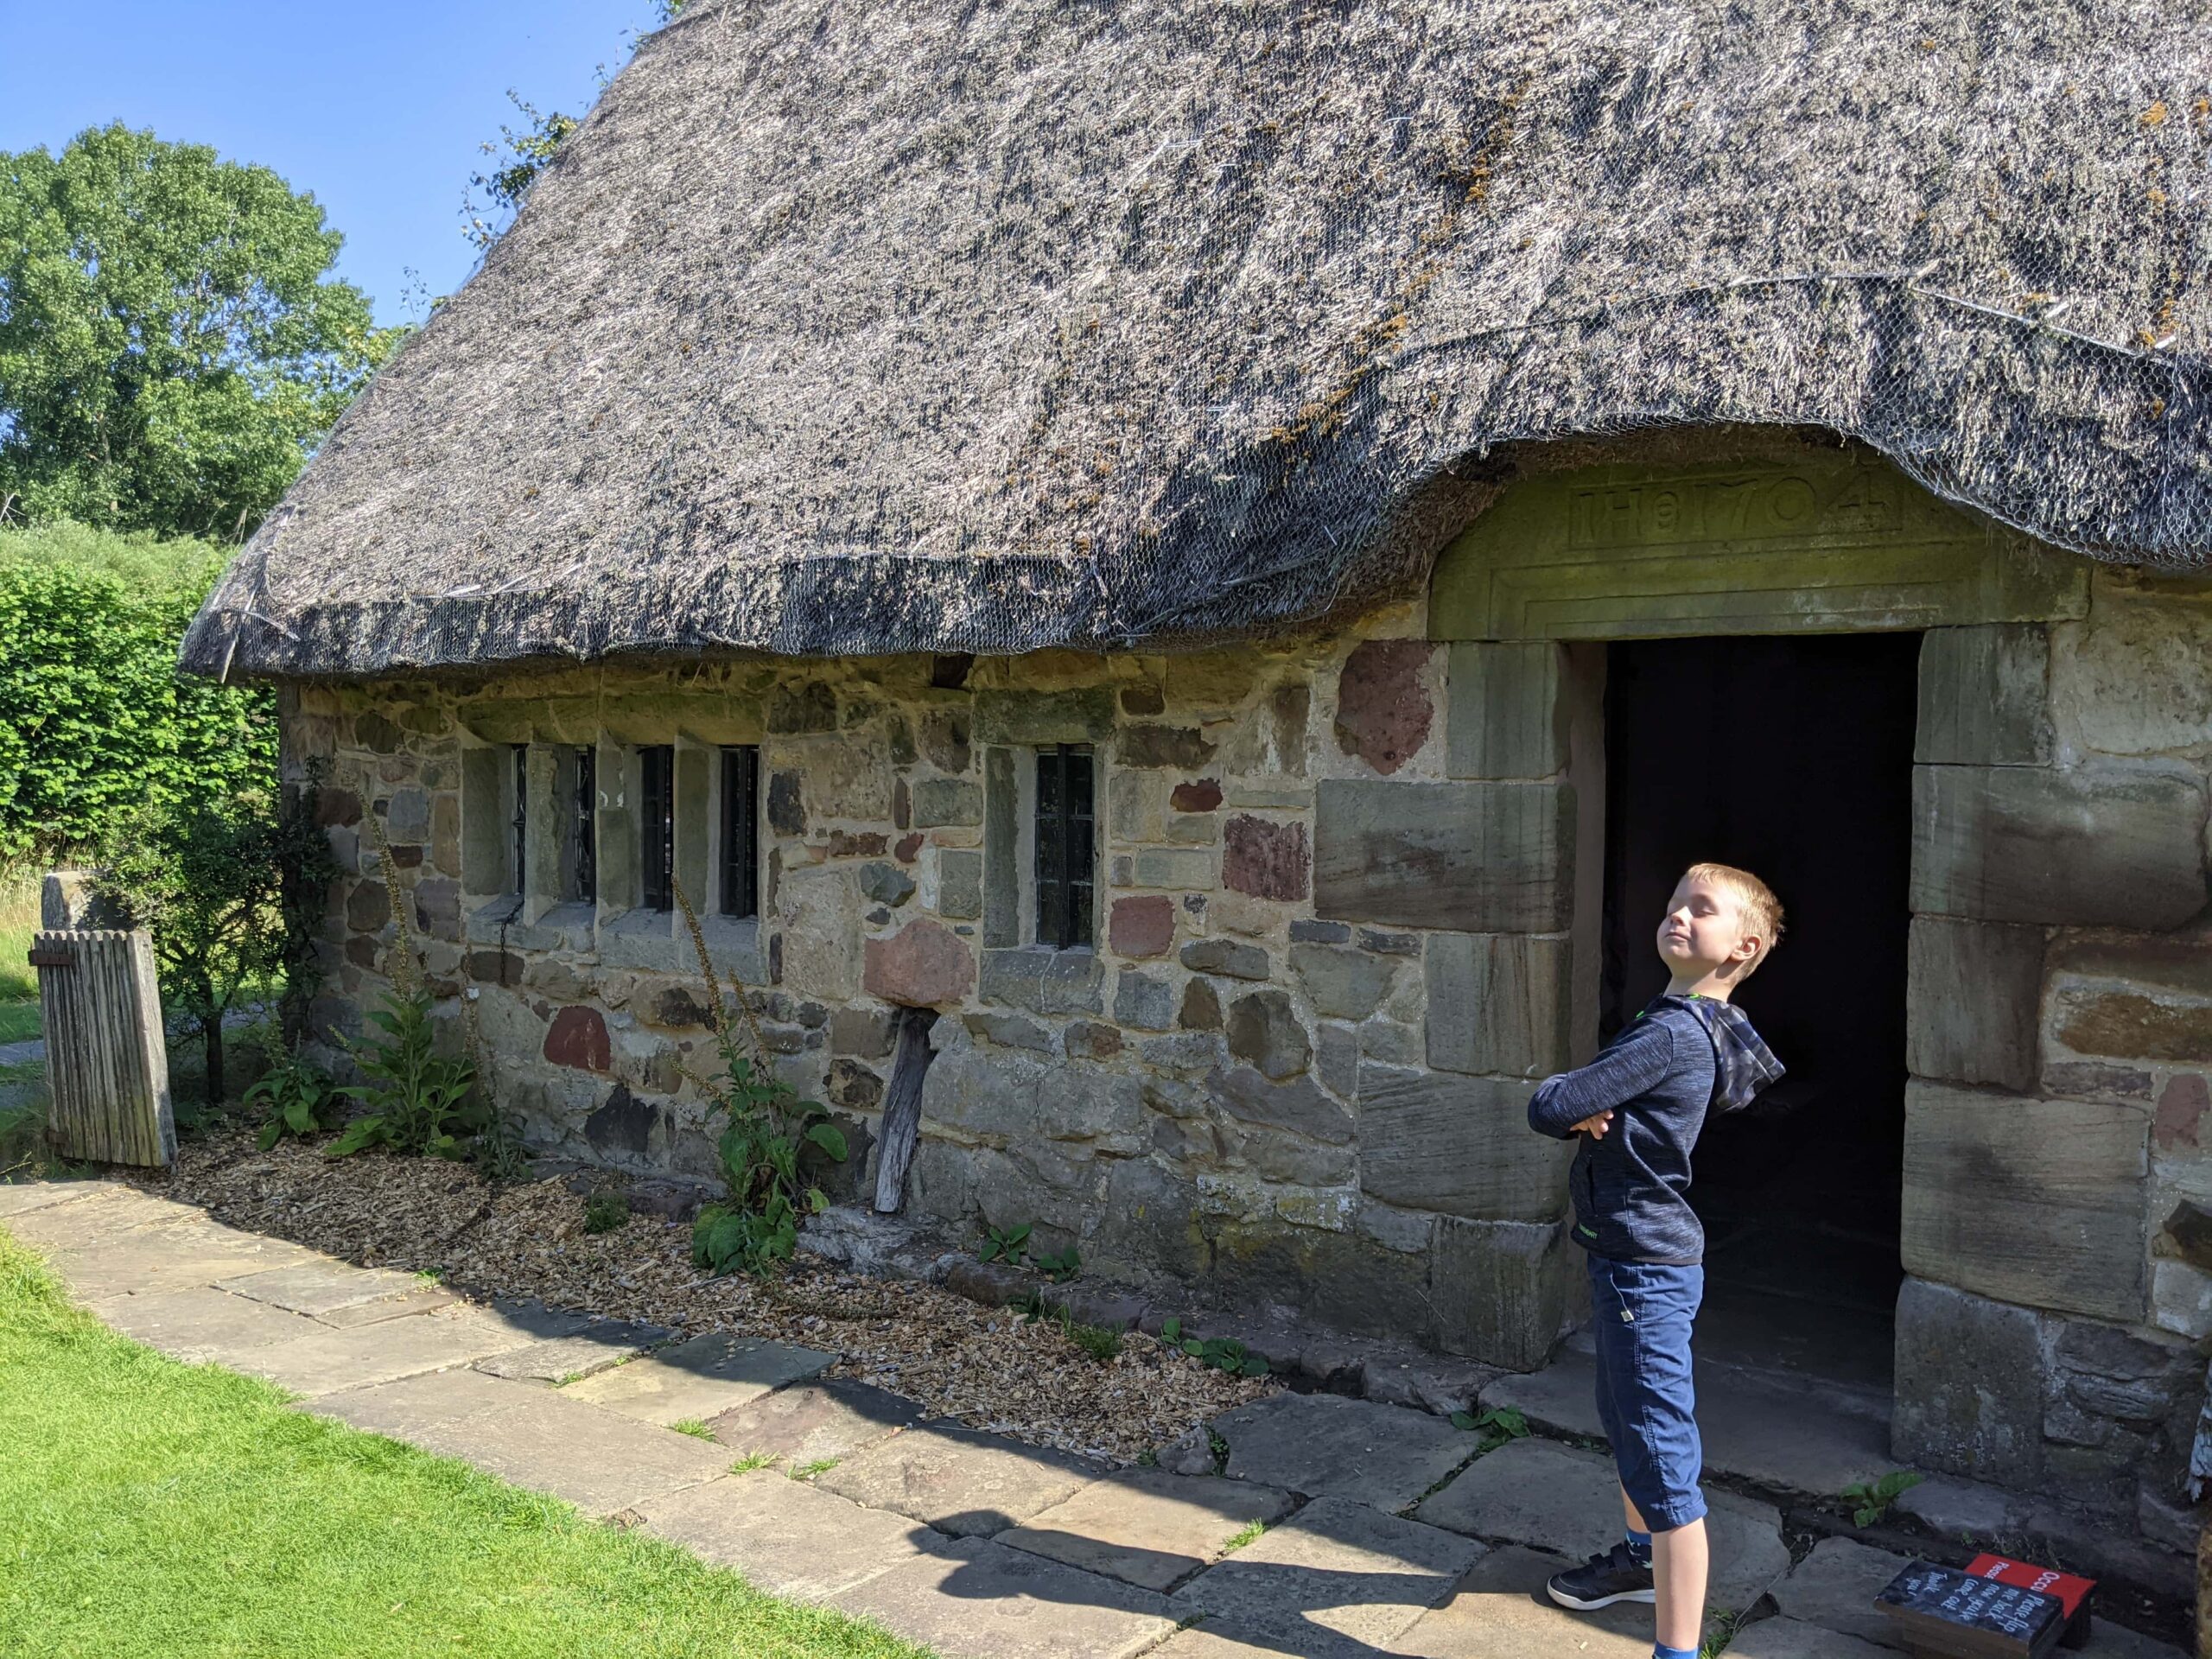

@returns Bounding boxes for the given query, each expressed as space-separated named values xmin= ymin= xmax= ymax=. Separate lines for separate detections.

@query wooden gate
xmin=30 ymin=929 xmax=175 ymax=1167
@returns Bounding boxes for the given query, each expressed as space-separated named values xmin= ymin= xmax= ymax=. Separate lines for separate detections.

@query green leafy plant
xmin=1449 ymin=1405 xmax=1530 ymax=1454
xmin=1222 ymin=1519 xmax=1268 ymax=1553
xmin=728 ymin=1452 xmax=777 ymax=1474
xmin=472 ymin=1108 xmax=532 ymax=1185
xmin=1175 ymin=1331 xmax=1271 ymax=1379
xmin=325 ymin=808 xmax=482 ymax=1160
xmin=1840 ymin=1470 xmax=1923 ymax=1527
xmin=324 ymin=987 xmax=485 ymax=1158
xmin=1069 ymin=1323 xmax=1122 ymax=1363
xmin=245 ymin=1047 xmax=338 ymax=1150
xmin=788 ymin=1458 xmax=838 ymax=1481
xmin=1033 ymin=1245 xmax=1080 ymax=1283
xmin=670 ymin=1419 xmax=717 ymax=1443
xmin=676 ymin=882 xmax=845 ymax=1278
xmin=1160 ymin=1316 xmax=1183 ymax=1343
xmin=979 ymin=1223 xmax=1031 ymax=1266
xmin=582 ymin=1192 xmax=631 ymax=1236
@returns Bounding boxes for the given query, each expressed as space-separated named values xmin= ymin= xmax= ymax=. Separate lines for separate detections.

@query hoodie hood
xmin=1665 ymin=994 xmax=1786 ymax=1112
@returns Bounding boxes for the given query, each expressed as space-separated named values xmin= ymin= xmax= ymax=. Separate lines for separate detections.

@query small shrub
xmin=1033 ymin=1245 xmax=1079 ymax=1283
xmin=582 ymin=1192 xmax=631 ymax=1235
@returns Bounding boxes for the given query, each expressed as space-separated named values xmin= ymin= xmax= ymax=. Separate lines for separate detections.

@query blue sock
xmin=1624 ymin=1528 xmax=1652 ymax=1567
xmin=1654 ymin=1645 xmax=1698 ymax=1659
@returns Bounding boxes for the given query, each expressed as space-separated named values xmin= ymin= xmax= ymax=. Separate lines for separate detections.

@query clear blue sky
xmin=0 ymin=2 xmax=666 ymax=326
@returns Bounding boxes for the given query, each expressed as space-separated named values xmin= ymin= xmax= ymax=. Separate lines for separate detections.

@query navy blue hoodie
xmin=1527 ymin=994 xmax=1784 ymax=1265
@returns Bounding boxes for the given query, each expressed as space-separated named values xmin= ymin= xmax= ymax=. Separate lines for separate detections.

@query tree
xmin=0 ymin=124 xmax=404 ymax=541
xmin=98 ymin=773 xmax=336 ymax=1109
xmin=460 ymin=2 xmax=689 ymax=253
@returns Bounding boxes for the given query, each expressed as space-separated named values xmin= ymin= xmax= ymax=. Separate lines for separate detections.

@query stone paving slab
xmin=1141 ymin=1624 xmax=1315 ymax=1658
xmin=1408 ymin=1439 xmax=1789 ymax=1617
xmin=1728 ymin=1617 xmax=1899 ymax=1659
xmin=1772 ymin=1537 xmax=1913 ymax=1649
xmin=1394 ymin=1542 xmax=1654 ymax=1658
xmin=631 ymin=1471 xmax=934 ymax=1599
xmin=703 ymin=1377 xmax=925 ymax=1469
xmin=315 ymin=1283 xmax=461 ymax=1326
xmin=830 ymin=1533 xmax=1177 ymax=1659
xmin=0 ymin=1179 xmax=109 ymax=1217
xmin=87 ymin=1284 xmax=327 ymax=1363
xmin=50 ymin=1224 xmax=327 ymax=1301
xmin=565 ymin=1332 xmax=834 ymax=1424
xmin=1168 ymin=1494 xmax=1485 ymax=1658
xmin=474 ymin=1319 xmax=676 ymax=1384
xmin=1483 ymin=1351 xmax=1894 ymax=1498
xmin=235 ymin=1304 xmax=538 ymax=1397
xmin=216 ymin=1260 xmax=430 ymax=1319
xmin=1209 ymin=1392 xmax=1476 ymax=1512
xmin=3 ymin=1185 xmax=200 ymax=1248
xmin=998 ymin=1468 xmax=1299 ymax=1594
xmin=312 ymin=1367 xmax=728 ymax=1518
xmin=817 ymin=1421 xmax=1106 ymax=1537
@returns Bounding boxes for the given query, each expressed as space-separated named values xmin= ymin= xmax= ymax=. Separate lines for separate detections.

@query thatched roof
xmin=185 ymin=0 xmax=2212 ymax=678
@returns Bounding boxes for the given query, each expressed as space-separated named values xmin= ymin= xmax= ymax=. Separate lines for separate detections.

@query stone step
xmin=1481 ymin=1346 xmax=1896 ymax=1500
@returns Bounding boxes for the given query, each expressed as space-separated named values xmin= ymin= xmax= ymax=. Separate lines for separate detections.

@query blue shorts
xmin=1586 ymin=1253 xmax=1707 ymax=1533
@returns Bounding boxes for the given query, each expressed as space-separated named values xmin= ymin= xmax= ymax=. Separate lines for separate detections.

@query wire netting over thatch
xmin=183 ymin=0 xmax=2212 ymax=678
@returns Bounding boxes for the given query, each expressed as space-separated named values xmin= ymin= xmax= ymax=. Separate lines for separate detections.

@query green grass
xmin=670 ymin=1418 xmax=718 ymax=1443
xmin=0 ymin=868 xmax=39 ymax=1005
xmin=1220 ymin=1518 xmax=1268 ymax=1553
xmin=0 ymin=1229 xmax=932 ymax=1658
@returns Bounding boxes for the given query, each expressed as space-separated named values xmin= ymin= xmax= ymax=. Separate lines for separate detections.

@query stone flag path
xmin=0 ymin=1179 xmax=2183 ymax=1659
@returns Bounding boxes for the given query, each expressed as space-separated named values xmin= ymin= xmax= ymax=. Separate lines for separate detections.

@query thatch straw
xmin=183 ymin=0 xmax=2212 ymax=680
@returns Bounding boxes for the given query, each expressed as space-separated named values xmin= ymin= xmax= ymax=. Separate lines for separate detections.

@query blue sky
xmin=0 ymin=2 xmax=666 ymax=326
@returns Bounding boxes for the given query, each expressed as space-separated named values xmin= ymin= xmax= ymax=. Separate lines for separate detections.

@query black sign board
xmin=1876 ymin=1561 xmax=2066 ymax=1659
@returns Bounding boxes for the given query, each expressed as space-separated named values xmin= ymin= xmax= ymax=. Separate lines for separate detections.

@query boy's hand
xmin=1570 ymin=1111 xmax=1614 ymax=1139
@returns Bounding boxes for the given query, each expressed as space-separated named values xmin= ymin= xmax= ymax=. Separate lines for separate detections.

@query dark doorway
xmin=1599 ymin=632 xmax=1919 ymax=1394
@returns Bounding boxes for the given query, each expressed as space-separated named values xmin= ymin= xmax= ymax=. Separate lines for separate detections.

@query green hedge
xmin=0 ymin=522 xmax=273 ymax=865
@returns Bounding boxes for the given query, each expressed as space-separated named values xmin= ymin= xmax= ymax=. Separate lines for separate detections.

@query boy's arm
xmin=1526 ymin=1019 xmax=1675 ymax=1140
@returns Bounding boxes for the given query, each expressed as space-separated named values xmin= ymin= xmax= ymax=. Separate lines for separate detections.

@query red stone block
xmin=1109 ymin=894 xmax=1176 ymax=958
xmin=1224 ymin=815 xmax=1310 ymax=902
xmin=543 ymin=1004 xmax=611 ymax=1071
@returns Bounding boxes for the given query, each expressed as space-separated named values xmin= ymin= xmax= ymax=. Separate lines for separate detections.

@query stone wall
xmin=282 ymin=464 xmax=2212 ymax=1529
xmin=1891 ymin=570 xmax=2212 ymax=1541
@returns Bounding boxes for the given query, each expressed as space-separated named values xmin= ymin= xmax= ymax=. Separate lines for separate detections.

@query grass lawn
xmin=0 ymin=1002 xmax=39 ymax=1046
xmin=0 ymin=1231 xmax=932 ymax=1658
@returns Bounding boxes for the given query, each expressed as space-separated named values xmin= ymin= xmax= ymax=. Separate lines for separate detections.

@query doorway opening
xmin=1599 ymin=632 xmax=1920 ymax=1395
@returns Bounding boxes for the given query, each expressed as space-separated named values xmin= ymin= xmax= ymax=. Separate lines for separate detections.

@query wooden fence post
xmin=31 ymin=928 xmax=175 ymax=1167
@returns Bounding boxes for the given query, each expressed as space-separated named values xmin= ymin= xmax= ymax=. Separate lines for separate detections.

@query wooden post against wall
xmin=31 ymin=928 xmax=175 ymax=1168
xmin=872 ymin=1007 xmax=936 ymax=1214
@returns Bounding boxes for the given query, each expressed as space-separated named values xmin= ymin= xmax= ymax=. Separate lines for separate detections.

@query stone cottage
xmin=184 ymin=1 xmax=2212 ymax=1549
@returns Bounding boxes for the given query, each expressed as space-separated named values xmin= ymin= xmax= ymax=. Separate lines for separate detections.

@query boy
xmin=1527 ymin=862 xmax=1786 ymax=1659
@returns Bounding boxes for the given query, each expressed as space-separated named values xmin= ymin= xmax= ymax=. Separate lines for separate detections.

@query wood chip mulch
xmin=131 ymin=1134 xmax=1274 ymax=1465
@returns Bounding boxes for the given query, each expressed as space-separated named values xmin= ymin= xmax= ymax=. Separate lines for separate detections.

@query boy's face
xmin=1656 ymin=874 xmax=1758 ymax=981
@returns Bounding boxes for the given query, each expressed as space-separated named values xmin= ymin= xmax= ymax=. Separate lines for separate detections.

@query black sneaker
xmin=1545 ymin=1541 xmax=1656 ymax=1610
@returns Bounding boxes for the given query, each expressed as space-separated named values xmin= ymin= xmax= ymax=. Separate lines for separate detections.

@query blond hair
xmin=1682 ymin=861 xmax=1784 ymax=977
